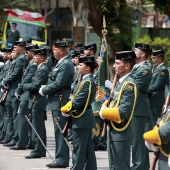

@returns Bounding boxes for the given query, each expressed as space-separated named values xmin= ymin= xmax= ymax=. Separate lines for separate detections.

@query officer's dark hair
xmin=122 ymin=59 xmax=135 ymax=70
xmin=91 ymin=48 xmax=96 ymax=54
xmin=158 ymin=55 xmax=164 ymax=61
xmin=85 ymin=62 xmax=98 ymax=73
xmin=140 ymin=49 xmax=150 ymax=59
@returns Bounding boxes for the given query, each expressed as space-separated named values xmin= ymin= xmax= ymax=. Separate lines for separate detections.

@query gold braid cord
xmin=70 ymin=80 xmax=92 ymax=118
xmin=159 ymin=114 xmax=170 ymax=158
xmin=110 ymin=81 xmax=137 ymax=131
xmin=92 ymin=122 xmax=100 ymax=137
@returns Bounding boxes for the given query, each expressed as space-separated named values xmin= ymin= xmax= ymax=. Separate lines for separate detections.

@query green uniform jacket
xmin=109 ymin=75 xmax=137 ymax=141
xmin=16 ymin=59 xmax=38 ymax=102
xmin=23 ymin=63 xmax=49 ymax=110
xmin=0 ymin=60 xmax=11 ymax=88
xmin=70 ymin=74 xmax=96 ymax=129
xmin=148 ymin=63 xmax=169 ymax=106
xmin=158 ymin=106 xmax=170 ymax=170
xmin=132 ymin=61 xmax=152 ymax=116
xmin=3 ymin=54 xmax=27 ymax=99
xmin=42 ymin=56 xmax=74 ymax=110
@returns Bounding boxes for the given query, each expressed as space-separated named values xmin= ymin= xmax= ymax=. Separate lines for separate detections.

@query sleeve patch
xmin=143 ymin=70 xmax=148 ymax=75
xmin=127 ymin=85 xmax=133 ymax=90
xmin=161 ymin=72 xmax=165 ymax=76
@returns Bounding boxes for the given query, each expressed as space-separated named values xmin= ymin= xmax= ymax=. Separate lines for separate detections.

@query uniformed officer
xmin=143 ymin=103 xmax=170 ymax=170
xmin=0 ymin=48 xmax=12 ymax=141
xmin=2 ymin=41 xmax=28 ymax=147
xmin=73 ymin=42 xmax=83 ymax=51
xmin=100 ymin=51 xmax=138 ymax=170
xmin=148 ymin=49 xmax=169 ymax=124
xmin=64 ymin=38 xmax=75 ymax=60
xmin=23 ymin=48 xmax=49 ymax=158
xmin=84 ymin=42 xmax=97 ymax=58
xmin=9 ymin=44 xmax=38 ymax=150
xmin=39 ymin=41 xmax=74 ymax=168
xmin=131 ymin=43 xmax=152 ymax=170
xmin=61 ymin=56 xmax=98 ymax=170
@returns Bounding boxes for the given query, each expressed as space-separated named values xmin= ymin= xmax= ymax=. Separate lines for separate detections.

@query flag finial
xmin=102 ymin=15 xmax=108 ymax=35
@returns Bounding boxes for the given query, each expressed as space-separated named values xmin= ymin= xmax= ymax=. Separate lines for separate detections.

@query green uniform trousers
xmin=131 ymin=116 xmax=150 ymax=170
xmin=71 ymin=129 xmax=97 ymax=170
xmin=108 ymin=139 xmax=131 ymax=170
xmin=30 ymin=108 xmax=46 ymax=157
xmin=17 ymin=100 xmax=31 ymax=147
xmin=52 ymin=110 xmax=69 ymax=165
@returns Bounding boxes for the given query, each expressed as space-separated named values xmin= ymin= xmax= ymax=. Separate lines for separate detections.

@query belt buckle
xmin=32 ymin=95 xmax=36 ymax=102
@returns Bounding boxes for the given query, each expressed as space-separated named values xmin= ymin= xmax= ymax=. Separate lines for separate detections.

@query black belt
xmin=140 ymin=91 xmax=147 ymax=95
xmin=61 ymin=86 xmax=71 ymax=90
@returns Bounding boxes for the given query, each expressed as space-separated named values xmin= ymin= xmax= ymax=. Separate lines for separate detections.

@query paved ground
xmin=0 ymin=112 xmax=157 ymax=170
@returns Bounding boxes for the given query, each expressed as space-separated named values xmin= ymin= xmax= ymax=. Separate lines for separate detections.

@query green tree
xmin=88 ymin=0 xmax=134 ymax=52
xmin=138 ymin=34 xmax=170 ymax=66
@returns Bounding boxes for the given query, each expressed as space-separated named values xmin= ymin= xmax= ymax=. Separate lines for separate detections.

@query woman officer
xmin=61 ymin=56 xmax=98 ymax=170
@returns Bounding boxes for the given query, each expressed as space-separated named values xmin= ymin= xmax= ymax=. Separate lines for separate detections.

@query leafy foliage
xmin=89 ymin=0 xmax=135 ymax=51
xmin=138 ymin=34 xmax=170 ymax=66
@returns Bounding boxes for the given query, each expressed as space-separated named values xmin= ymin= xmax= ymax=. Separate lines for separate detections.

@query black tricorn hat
xmin=134 ymin=43 xmax=150 ymax=50
xmin=116 ymin=51 xmax=136 ymax=60
xmin=15 ymin=41 xmax=26 ymax=46
xmin=79 ymin=56 xmax=95 ymax=63
xmin=84 ymin=42 xmax=97 ymax=50
xmin=6 ymin=48 xmax=13 ymax=53
xmin=73 ymin=42 xmax=83 ymax=47
xmin=71 ymin=51 xmax=80 ymax=58
xmin=25 ymin=44 xmax=39 ymax=51
xmin=54 ymin=41 xmax=68 ymax=48
xmin=152 ymin=50 xmax=165 ymax=56
xmin=1 ymin=48 xmax=7 ymax=53
xmin=34 ymin=48 xmax=47 ymax=55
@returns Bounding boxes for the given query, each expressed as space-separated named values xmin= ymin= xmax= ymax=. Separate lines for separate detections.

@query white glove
xmin=105 ymin=80 xmax=113 ymax=90
xmin=99 ymin=106 xmax=108 ymax=119
xmin=150 ymin=144 xmax=159 ymax=152
xmin=1 ymin=88 xmax=5 ymax=93
xmin=62 ymin=112 xmax=71 ymax=117
xmin=15 ymin=92 xmax=20 ymax=100
xmin=145 ymin=141 xmax=159 ymax=152
xmin=145 ymin=141 xmax=151 ymax=150
xmin=2 ymin=81 xmax=9 ymax=89
xmin=168 ymin=155 xmax=170 ymax=167
xmin=39 ymin=88 xmax=44 ymax=96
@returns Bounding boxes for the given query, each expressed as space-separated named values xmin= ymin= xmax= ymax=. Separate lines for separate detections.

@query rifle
xmin=100 ymin=74 xmax=118 ymax=142
xmin=0 ymin=90 xmax=8 ymax=106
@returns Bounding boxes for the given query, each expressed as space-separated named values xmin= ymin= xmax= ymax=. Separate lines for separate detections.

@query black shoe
xmin=46 ymin=160 xmax=67 ymax=168
xmin=26 ymin=145 xmax=33 ymax=149
xmin=25 ymin=155 xmax=41 ymax=159
xmin=98 ymin=144 xmax=107 ymax=151
xmin=3 ymin=141 xmax=16 ymax=147
xmin=9 ymin=145 xmax=26 ymax=150
xmin=0 ymin=136 xmax=4 ymax=141
xmin=0 ymin=139 xmax=10 ymax=144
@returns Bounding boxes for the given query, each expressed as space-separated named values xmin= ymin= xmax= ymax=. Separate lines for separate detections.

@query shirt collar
xmin=157 ymin=62 xmax=163 ymax=68
xmin=83 ymin=74 xmax=91 ymax=79
xmin=119 ymin=72 xmax=131 ymax=83
xmin=58 ymin=56 xmax=67 ymax=64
